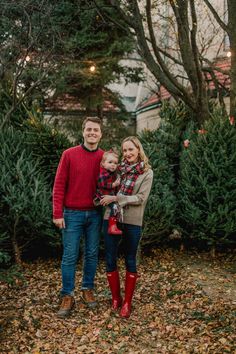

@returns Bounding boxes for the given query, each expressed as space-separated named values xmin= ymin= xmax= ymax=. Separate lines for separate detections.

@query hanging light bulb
xmin=226 ymin=51 xmax=231 ymax=58
xmin=89 ymin=65 xmax=96 ymax=73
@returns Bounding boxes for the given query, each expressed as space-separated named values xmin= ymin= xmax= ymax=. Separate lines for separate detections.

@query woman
xmin=100 ymin=136 xmax=153 ymax=318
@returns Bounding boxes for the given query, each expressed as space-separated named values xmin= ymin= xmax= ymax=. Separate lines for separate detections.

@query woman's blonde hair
xmin=121 ymin=136 xmax=151 ymax=171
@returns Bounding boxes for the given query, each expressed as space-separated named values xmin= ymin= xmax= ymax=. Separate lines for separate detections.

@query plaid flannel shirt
xmin=95 ymin=167 xmax=117 ymax=200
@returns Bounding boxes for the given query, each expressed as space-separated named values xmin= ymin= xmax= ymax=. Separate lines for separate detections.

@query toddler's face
xmin=102 ymin=153 xmax=119 ymax=172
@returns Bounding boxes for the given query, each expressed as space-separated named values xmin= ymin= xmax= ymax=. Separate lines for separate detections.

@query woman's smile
xmin=122 ymin=141 xmax=139 ymax=164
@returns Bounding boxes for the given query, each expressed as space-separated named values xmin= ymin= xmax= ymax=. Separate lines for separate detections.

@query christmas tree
xmin=0 ymin=127 xmax=57 ymax=264
xmin=178 ymin=111 xmax=236 ymax=251
xmin=139 ymin=102 xmax=189 ymax=246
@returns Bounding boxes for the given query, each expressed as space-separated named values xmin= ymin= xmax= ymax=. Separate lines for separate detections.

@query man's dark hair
xmin=82 ymin=116 xmax=102 ymax=131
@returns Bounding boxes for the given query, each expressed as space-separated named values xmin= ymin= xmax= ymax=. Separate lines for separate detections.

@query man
xmin=53 ymin=116 xmax=103 ymax=318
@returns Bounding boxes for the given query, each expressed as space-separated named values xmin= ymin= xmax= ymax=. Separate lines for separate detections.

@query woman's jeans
xmin=61 ymin=209 xmax=102 ymax=296
xmin=103 ymin=220 xmax=142 ymax=273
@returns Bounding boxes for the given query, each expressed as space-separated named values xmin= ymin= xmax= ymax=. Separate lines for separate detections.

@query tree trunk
xmin=202 ymin=0 xmax=236 ymax=118
xmin=228 ymin=0 xmax=236 ymax=117
xmin=107 ymin=0 xmax=211 ymax=124
xmin=229 ymin=27 xmax=236 ymax=117
xmin=96 ymin=104 xmax=103 ymax=119
xmin=196 ymin=93 xmax=211 ymax=126
xmin=12 ymin=216 xmax=22 ymax=265
xmin=180 ymin=243 xmax=185 ymax=252
xmin=229 ymin=55 xmax=236 ymax=117
xmin=86 ymin=106 xmax=92 ymax=116
xmin=210 ymin=246 xmax=216 ymax=258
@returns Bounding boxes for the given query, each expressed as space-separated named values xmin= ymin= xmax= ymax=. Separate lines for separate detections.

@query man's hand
xmin=53 ymin=218 xmax=65 ymax=229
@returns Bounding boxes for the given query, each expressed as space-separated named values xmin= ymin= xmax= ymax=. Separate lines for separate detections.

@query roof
xmin=45 ymin=93 xmax=120 ymax=112
xmin=136 ymin=57 xmax=230 ymax=113
xmin=205 ymin=58 xmax=230 ymax=90
xmin=137 ymin=86 xmax=171 ymax=113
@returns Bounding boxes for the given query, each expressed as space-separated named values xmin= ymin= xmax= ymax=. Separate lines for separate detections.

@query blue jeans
xmin=103 ymin=220 xmax=142 ymax=273
xmin=61 ymin=209 xmax=102 ymax=296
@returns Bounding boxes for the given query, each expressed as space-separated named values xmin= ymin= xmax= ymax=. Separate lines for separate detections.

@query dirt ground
xmin=0 ymin=249 xmax=236 ymax=354
xmin=176 ymin=251 xmax=236 ymax=304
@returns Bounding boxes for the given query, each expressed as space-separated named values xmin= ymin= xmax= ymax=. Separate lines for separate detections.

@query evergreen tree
xmin=0 ymin=128 xmax=58 ymax=264
xmin=178 ymin=112 xmax=236 ymax=250
xmin=0 ymin=95 xmax=72 ymax=186
xmin=0 ymin=0 xmax=141 ymax=123
xmin=53 ymin=0 xmax=141 ymax=116
xmin=138 ymin=103 xmax=190 ymax=246
xmin=140 ymin=130 xmax=177 ymax=246
xmin=23 ymin=109 xmax=72 ymax=186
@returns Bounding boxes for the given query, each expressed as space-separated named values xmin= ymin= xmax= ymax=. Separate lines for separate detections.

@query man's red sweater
xmin=53 ymin=144 xmax=103 ymax=219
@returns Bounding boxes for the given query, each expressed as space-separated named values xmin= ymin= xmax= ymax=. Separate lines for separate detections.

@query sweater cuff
xmin=117 ymin=194 xmax=139 ymax=207
xmin=53 ymin=211 xmax=63 ymax=219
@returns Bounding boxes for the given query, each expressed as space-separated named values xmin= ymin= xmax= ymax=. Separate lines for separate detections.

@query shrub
xmin=20 ymin=109 xmax=72 ymax=186
xmin=140 ymin=130 xmax=177 ymax=246
xmin=0 ymin=127 xmax=58 ymax=264
xmin=138 ymin=102 xmax=190 ymax=247
xmin=178 ymin=111 xmax=236 ymax=250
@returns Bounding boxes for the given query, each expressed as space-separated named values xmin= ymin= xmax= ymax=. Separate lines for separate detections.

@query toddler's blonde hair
xmin=101 ymin=148 xmax=119 ymax=165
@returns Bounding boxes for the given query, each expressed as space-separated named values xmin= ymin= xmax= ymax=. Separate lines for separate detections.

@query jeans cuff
xmin=81 ymin=286 xmax=94 ymax=290
xmin=60 ymin=290 xmax=74 ymax=297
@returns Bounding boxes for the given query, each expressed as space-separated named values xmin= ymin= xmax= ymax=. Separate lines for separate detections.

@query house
xmin=108 ymin=0 xmax=231 ymax=133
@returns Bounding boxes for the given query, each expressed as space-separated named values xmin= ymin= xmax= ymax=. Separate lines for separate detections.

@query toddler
xmin=94 ymin=149 xmax=122 ymax=235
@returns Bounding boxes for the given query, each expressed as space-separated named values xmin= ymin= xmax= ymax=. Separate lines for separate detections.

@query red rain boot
xmin=120 ymin=271 xmax=138 ymax=318
xmin=107 ymin=270 xmax=123 ymax=310
xmin=108 ymin=216 xmax=122 ymax=235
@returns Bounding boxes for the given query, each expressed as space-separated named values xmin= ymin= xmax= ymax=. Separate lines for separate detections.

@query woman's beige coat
xmin=104 ymin=169 xmax=153 ymax=226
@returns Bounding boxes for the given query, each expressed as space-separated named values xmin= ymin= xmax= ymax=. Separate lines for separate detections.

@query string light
xmin=89 ymin=65 xmax=96 ymax=73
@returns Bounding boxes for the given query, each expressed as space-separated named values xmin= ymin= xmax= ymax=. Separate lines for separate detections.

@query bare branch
xmin=189 ymin=0 xmax=204 ymax=96
xmin=0 ymin=73 xmax=46 ymax=129
xmin=169 ymin=0 xmax=199 ymax=91
xmin=202 ymin=0 xmax=228 ymax=33
xmin=105 ymin=0 xmax=137 ymax=29
xmin=146 ymin=0 xmax=191 ymax=99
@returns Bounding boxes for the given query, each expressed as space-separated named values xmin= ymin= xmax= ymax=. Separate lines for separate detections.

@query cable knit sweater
xmin=104 ymin=168 xmax=153 ymax=226
xmin=53 ymin=144 xmax=103 ymax=219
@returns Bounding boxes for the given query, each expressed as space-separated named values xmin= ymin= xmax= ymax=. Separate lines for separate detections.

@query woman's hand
xmin=100 ymin=195 xmax=117 ymax=206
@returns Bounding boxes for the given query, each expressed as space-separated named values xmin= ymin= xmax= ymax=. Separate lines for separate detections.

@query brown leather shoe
xmin=81 ymin=289 xmax=97 ymax=308
xmin=57 ymin=295 xmax=75 ymax=318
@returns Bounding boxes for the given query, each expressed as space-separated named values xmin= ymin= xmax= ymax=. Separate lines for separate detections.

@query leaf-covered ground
xmin=1 ymin=249 xmax=236 ymax=354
